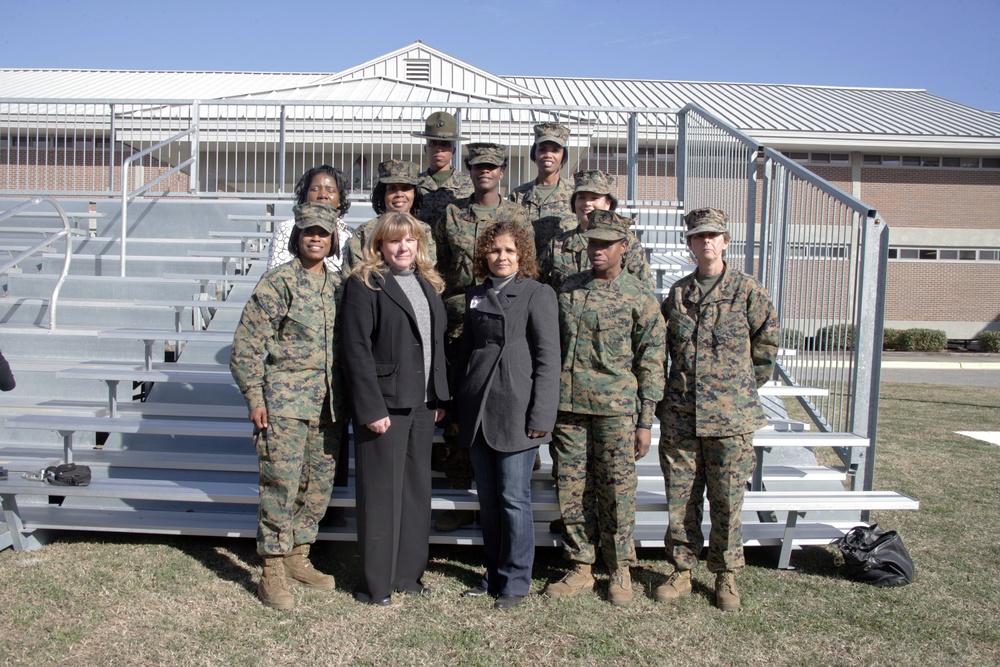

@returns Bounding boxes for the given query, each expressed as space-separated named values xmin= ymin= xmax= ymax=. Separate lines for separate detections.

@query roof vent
xmin=406 ymin=59 xmax=431 ymax=83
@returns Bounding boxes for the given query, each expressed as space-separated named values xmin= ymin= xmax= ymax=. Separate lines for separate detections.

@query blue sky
xmin=2 ymin=0 xmax=998 ymax=111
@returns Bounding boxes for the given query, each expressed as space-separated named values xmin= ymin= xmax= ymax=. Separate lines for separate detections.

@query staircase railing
xmin=0 ymin=197 xmax=86 ymax=329
xmin=678 ymin=103 xmax=889 ymax=491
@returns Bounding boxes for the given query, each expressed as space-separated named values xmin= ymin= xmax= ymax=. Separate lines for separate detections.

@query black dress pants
xmin=353 ymin=404 xmax=435 ymax=600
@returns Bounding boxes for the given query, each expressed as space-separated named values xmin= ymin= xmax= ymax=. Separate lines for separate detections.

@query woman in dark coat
xmin=455 ymin=219 xmax=560 ymax=610
xmin=340 ymin=212 xmax=449 ymax=606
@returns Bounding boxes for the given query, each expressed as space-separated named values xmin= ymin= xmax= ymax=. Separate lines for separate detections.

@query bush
xmin=781 ymin=328 xmax=805 ymax=350
xmin=882 ymin=328 xmax=903 ymax=351
xmin=978 ymin=330 xmax=1000 ymax=353
xmin=814 ymin=324 xmax=855 ymax=351
xmin=897 ymin=328 xmax=947 ymax=351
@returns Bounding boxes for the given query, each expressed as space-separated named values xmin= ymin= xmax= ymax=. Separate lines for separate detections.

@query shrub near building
xmin=896 ymin=328 xmax=948 ymax=351
xmin=979 ymin=331 xmax=1000 ymax=353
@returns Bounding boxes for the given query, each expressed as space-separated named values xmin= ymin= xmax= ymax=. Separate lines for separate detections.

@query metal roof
xmin=2 ymin=41 xmax=999 ymax=152
xmin=505 ymin=76 xmax=1000 ymax=144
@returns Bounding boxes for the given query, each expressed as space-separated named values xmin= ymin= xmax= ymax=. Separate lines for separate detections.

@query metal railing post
xmin=277 ymin=105 xmax=287 ymax=194
xmin=108 ymin=104 xmax=116 ymax=193
xmin=189 ymin=102 xmax=200 ymax=194
xmin=626 ymin=113 xmax=638 ymax=202
xmin=676 ymin=108 xmax=687 ymax=206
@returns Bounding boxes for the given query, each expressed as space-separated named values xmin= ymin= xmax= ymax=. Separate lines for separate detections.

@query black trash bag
xmin=837 ymin=524 xmax=914 ymax=587
xmin=44 ymin=463 xmax=92 ymax=487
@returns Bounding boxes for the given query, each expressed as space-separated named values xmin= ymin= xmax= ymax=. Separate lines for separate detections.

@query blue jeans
xmin=469 ymin=434 xmax=538 ymax=596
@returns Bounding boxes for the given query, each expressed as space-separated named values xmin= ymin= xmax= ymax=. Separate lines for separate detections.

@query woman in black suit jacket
xmin=456 ymin=219 xmax=560 ymax=610
xmin=341 ymin=212 xmax=449 ymax=606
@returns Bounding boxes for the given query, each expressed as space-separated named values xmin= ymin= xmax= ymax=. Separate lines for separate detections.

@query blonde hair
xmin=350 ymin=212 xmax=445 ymax=293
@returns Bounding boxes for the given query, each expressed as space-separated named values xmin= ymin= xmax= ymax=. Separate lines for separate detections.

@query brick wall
xmin=886 ymin=262 xmax=1000 ymax=321
xmin=860 ymin=168 xmax=1000 ymax=229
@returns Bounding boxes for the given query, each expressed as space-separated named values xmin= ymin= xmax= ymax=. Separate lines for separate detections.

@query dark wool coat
xmin=456 ymin=276 xmax=560 ymax=452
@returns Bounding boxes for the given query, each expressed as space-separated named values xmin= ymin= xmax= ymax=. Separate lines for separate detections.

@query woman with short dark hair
xmin=267 ymin=165 xmax=352 ymax=272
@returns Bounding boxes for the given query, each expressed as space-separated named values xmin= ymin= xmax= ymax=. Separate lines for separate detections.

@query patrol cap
xmin=533 ymin=122 xmax=569 ymax=147
xmin=684 ymin=207 xmax=729 ymax=238
xmin=465 ymin=142 xmax=507 ymax=166
xmin=583 ymin=209 xmax=630 ymax=241
xmin=376 ymin=159 xmax=420 ymax=186
xmin=411 ymin=111 xmax=469 ymax=142
xmin=573 ymin=169 xmax=613 ymax=196
xmin=293 ymin=202 xmax=338 ymax=235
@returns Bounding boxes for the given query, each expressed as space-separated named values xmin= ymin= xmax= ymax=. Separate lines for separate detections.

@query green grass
xmin=1 ymin=383 xmax=998 ymax=666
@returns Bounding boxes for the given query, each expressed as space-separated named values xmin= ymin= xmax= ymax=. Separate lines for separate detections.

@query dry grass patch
xmin=1 ymin=382 xmax=998 ymax=666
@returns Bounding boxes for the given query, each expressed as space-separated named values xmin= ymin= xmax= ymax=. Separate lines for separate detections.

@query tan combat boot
xmin=607 ymin=567 xmax=633 ymax=606
xmin=654 ymin=569 xmax=692 ymax=603
xmin=284 ymin=544 xmax=336 ymax=590
xmin=259 ymin=556 xmax=294 ymax=610
xmin=715 ymin=571 xmax=741 ymax=611
xmin=544 ymin=563 xmax=595 ymax=598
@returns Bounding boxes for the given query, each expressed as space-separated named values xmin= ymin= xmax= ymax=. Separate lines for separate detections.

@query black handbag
xmin=44 ymin=463 xmax=92 ymax=487
xmin=837 ymin=524 xmax=914 ymax=587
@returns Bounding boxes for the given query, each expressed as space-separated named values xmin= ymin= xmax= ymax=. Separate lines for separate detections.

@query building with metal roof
xmin=1 ymin=40 xmax=998 ymax=338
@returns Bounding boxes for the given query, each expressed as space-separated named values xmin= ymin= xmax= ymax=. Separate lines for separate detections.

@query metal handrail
xmin=119 ymin=127 xmax=196 ymax=276
xmin=0 ymin=197 xmax=85 ymax=329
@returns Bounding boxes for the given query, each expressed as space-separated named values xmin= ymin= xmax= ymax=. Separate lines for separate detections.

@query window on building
xmin=863 ymin=154 xmax=881 ymax=165
xmin=942 ymin=157 xmax=961 ymax=168
xmin=902 ymin=156 xmax=921 ymax=167
xmin=889 ymin=247 xmax=999 ymax=262
xmin=983 ymin=158 xmax=1000 ymax=169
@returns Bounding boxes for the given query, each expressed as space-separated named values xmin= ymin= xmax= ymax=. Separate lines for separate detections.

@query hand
xmin=434 ymin=408 xmax=446 ymax=423
xmin=634 ymin=427 xmax=651 ymax=460
xmin=249 ymin=407 xmax=268 ymax=432
xmin=527 ymin=429 xmax=547 ymax=439
xmin=366 ymin=417 xmax=391 ymax=434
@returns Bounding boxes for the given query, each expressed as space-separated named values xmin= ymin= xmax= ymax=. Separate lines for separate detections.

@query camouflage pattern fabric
xmin=655 ymin=264 xmax=779 ymax=436
xmin=255 ymin=415 xmax=340 ymax=556
xmin=416 ymin=169 xmax=474 ymax=231
xmin=658 ymin=432 xmax=755 ymax=572
xmin=230 ymin=258 xmax=343 ymax=556
xmin=556 ymin=269 xmax=665 ymax=422
xmin=508 ymin=178 xmax=576 ymax=260
xmin=553 ymin=412 xmax=638 ymax=569
xmin=230 ymin=259 xmax=342 ymax=421
xmin=541 ymin=226 xmax=652 ymax=292
xmin=344 ymin=216 xmax=437 ymax=270
xmin=436 ymin=198 xmax=533 ymax=340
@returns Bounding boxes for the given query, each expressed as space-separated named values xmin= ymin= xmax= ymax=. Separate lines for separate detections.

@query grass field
xmin=1 ymin=382 xmax=998 ymax=666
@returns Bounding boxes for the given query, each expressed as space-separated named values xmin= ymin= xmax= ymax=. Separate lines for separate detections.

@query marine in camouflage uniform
xmin=411 ymin=111 xmax=474 ymax=231
xmin=549 ymin=210 xmax=665 ymax=594
xmin=655 ymin=207 xmax=778 ymax=610
xmin=230 ymin=203 xmax=343 ymax=560
xmin=539 ymin=169 xmax=652 ymax=291
xmin=544 ymin=210 xmax=652 ymax=292
xmin=345 ymin=159 xmax=437 ymax=269
xmin=434 ymin=143 xmax=533 ymax=528
xmin=508 ymin=122 xmax=576 ymax=259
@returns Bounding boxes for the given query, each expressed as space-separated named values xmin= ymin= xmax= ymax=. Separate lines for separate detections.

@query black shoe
xmin=354 ymin=591 xmax=392 ymax=606
xmin=494 ymin=594 xmax=524 ymax=610
xmin=462 ymin=585 xmax=489 ymax=597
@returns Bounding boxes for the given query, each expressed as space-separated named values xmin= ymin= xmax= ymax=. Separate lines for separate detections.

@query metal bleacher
xmin=0 ymin=195 xmax=917 ymax=565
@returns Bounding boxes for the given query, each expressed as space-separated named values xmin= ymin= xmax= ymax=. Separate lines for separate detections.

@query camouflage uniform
xmin=508 ymin=121 xmax=576 ymax=259
xmin=230 ymin=204 xmax=343 ymax=557
xmin=436 ymin=143 xmax=533 ymax=491
xmin=554 ymin=215 xmax=666 ymax=568
xmin=656 ymin=208 xmax=779 ymax=573
xmin=346 ymin=160 xmax=438 ymax=269
xmin=417 ymin=169 xmax=474 ymax=231
xmin=542 ymin=224 xmax=652 ymax=292
xmin=411 ymin=112 xmax=473 ymax=231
